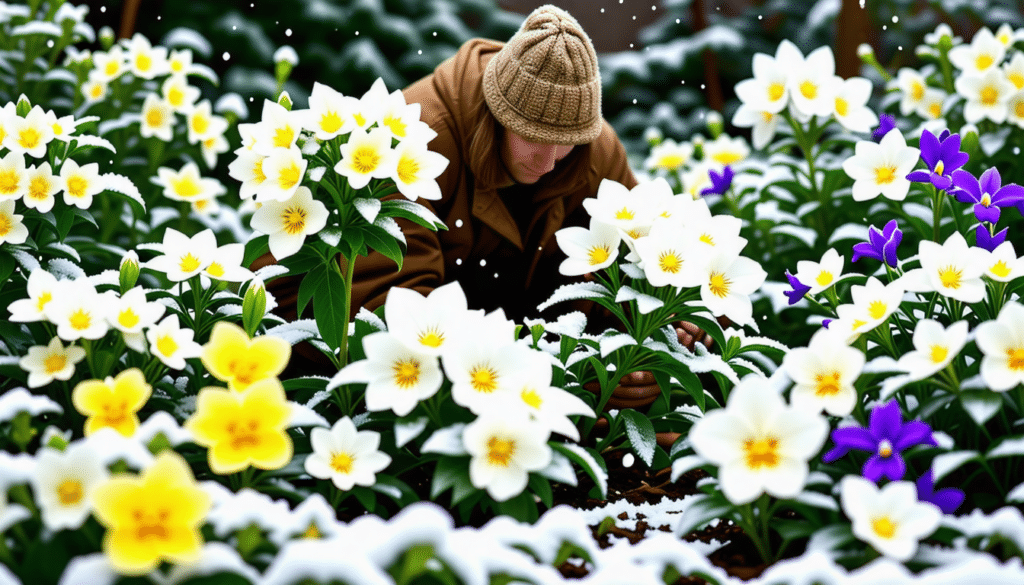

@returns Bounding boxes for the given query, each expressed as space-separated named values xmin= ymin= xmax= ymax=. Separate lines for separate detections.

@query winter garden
xmin=0 ymin=0 xmax=1023 ymax=583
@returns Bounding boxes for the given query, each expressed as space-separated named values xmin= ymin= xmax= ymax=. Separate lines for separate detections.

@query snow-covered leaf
xmin=265 ymin=319 xmax=320 ymax=346
xmin=394 ymin=417 xmax=428 ymax=448
xmin=537 ymin=450 xmax=577 ymax=487
xmin=537 ymin=281 xmax=610 ymax=312
xmin=614 ymin=285 xmax=664 ymax=314
xmin=675 ymin=494 xmax=732 ymax=537
xmin=11 ymin=21 xmax=61 ymax=36
xmin=960 ymin=391 xmax=1003 ymax=426
xmin=287 ymin=402 xmax=330 ymax=428
xmin=47 ymin=258 xmax=86 ymax=280
xmin=599 ymin=332 xmax=636 ymax=357
xmin=354 ymin=198 xmax=381 ymax=224
xmin=102 ymin=173 xmax=145 ymax=211
xmin=987 ymin=435 xmax=1024 ymax=459
xmin=932 ymin=450 xmax=978 ymax=482
xmin=671 ymin=454 xmax=708 ymax=482
xmin=551 ymin=443 xmax=606 ymax=499
xmin=421 ymin=424 xmax=468 ymax=456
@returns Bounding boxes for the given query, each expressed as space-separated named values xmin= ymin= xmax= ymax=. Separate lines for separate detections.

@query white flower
xmin=832 ymin=76 xmax=876 ymax=133
xmin=1004 ymin=53 xmax=1024 ymax=92
xmin=0 ymin=199 xmax=28 ymax=245
xmin=975 ymin=301 xmax=1024 ymax=392
xmin=463 ymin=410 xmax=552 ymax=502
xmin=152 ymin=162 xmax=226 ymax=203
xmin=956 ymin=68 xmax=1015 ymax=124
xmin=329 ymin=331 xmax=443 ymax=417
xmin=0 ymin=150 xmax=29 ymax=201
xmin=1007 ymin=90 xmax=1024 ymax=128
xmin=146 ymin=314 xmax=202 ymax=370
xmin=783 ymin=43 xmax=838 ymax=118
xmin=334 ymin=127 xmax=397 ymax=190
xmin=378 ymin=87 xmax=427 ymax=142
xmin=7 ymin=268 xmax=61 ymax=322
xmin=841 ymin=129 xmax=920 ymax=202
xmin=689 ymin=376 xmax=829 ymax=505
xmin=200 ymin=133 xmax=230 ymax=169
xmin=924 ymin=23 xmax=961 ymax=47
xmin=104 ymin=287 xmax=165 ymax=353
xmin=643 ymin=138 xmax=693 ymax=172
xmin=703 ymin=134 xmax=749 ymax=168
xmin=994 ymin=23 xmax=1024 ymax=47
xmin=139 ymin=93 xmax=174 ymax=142
xmin=124 ymin=33 xmax=169 ymax=79
xmin=146 ymin=228 xmax=217 ymax=281
xmin=696 ymin=245 xmax=766 ymax=328
xmin=350 ymin=77 xmax=388 ymax=131
xmin=302 ymin=82 xmax=359 ymax=140
xmin=900 ymin=232 xmax=989 ymax=303
xmin=949 ymin=27 xmax=1006 ymax=75
xmin=840 ymin=475 xmax=941 ymax=561
xmin=896 ymin=320 xmax=969 ymax=382
xmin=794 ymin=248 xmax=844 ymax=295
xmin=250 ymin=186 xmax=328 ymax=259
xmin=19 ymin=337 xmax=86 ymax=388
xmin=500 ymin=349 xmax=594 ymax=441
xmin=162 ymin=74 xmax=200 ymax=113
xmin=252 ymin=99 xmax=304 ymax=154
xmin=186 ymin=100 xmax=228 ymax=145
xmin=732 ymin=104 xmax=780 ymax=150
xmin=44 ymin=279 xmax=108 ymax=341
xmin=304 ymin=417 xmax=391 ymax=491
xmin=22 ymin=162 xmax=63 ymax=212
xmin=255 ymin=146 xmax=307 ymax=202
xmin=390 ymin=138 xmax=448 ymax=201
xmin=734 ymin=49 xmax=791 ymax=114
xmin=830 ymin=276 xmax=905 ymax=342
xmin=3 ymin=105 xmax=55 ymax=158
xmin=168 ymin=49 xmax=194 ymax=76
xmin=631 ymin=218 xmax=704 ymax=290
xmin=59 ymin=158 xmax=105 ymax=209
xmin=891 ymin=68 xmax=929 ymax=116
xmin=783 ymin=328 xmax=865 ymax=416
xmin=31 ymin=442 xmax=109 ymax=531
xmin=227 ymin=149 xmax=268 ymax=201
xmin=81 ymin=79 xmax=108 ymax=104
xmin=582 ymin=179 xmax=657 ymax=232
xmin=916 ymin=87 xmax=949 ymax=120
xmin=983 ymin=241 xmax=1024 ymax=281
xmin=384 ymin=283 xmax=468 ymax=357
xmin=555 ymin=218 xmax=620 ymax=277
xmin=203 ymin=243 xmax=252 ymax=282
xmin=90 ymin=46 xmax=126 ymax=82
xmin=443 ymin=339 xmax=536 ymax=415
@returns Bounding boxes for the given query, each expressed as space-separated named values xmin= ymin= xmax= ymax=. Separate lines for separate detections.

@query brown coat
xmin=349 ymin=38 xmax=638 ymax=322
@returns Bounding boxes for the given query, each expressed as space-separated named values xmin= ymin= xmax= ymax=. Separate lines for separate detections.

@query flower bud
xmin=42 ymin=426 xmax=70 ymax=451
xmin=242 ymin=277 xmax=267 ymax=338
xmin=99 ymin=26 xmax=115 ymax=50
xmin=643 ymin=126 xmax=663 ymax=147
xmin=11 ymin=412 xmax=36 ymax=452
xmin=937 ymin=33 xmax=954 ymax=53
xmin=277 ymin=90 xmax=293 ymax=112
xmin=706 ymin=110 xmax=724 ymax=139
xmin=15 ymin=94 xmax=31 ymax=117
xmin=119 ymin=250 xmax=140 ymax=293
xmin=856 ymin=43 xmax=874 ymax=59
xmin=147 ymin=431 xmax=172 ymax=455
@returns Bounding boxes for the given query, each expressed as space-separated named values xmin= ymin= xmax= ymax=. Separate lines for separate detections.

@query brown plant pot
xmin=583 ymin=381 xmax=661 ymax=410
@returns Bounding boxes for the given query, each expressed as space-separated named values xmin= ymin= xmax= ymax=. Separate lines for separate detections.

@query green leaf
xmin=648 ymin=368 xmax=673 ymax=417
xmin=558 ymin=335 xmax=579 ymax=363
xmin=587 ymin=356 xmax=608 ymax=390
xmin=960 ymin=390 xmax=1003 ymax=426
xmin=55 ymin=204 xmax=75 ymax=240
xmin=676 ymin=494 xmax=735 ymax=536
xmin=430 ymin=456 xmax=476 ymax=506
xmin=551 ymin=443 xmax=607 ymax=499
xmin=297 ymin=264 xmax=328 ymax=319
xmin=495 ymin=490 xmax=539 ymax=522
xmin=619 ymin=408 xmax=657 ymax=467
xmin=678 ymin=368 xmax=705 ymax=411
xmin=242 ymin=235 xmax=270 ymax=268
xmin=527 ymin=473 xmax=553 ymax=508
xmin=774 ymin=519 xmax=818 ymax=542
xmin=362 ymin=225 xmax=405 ymax=270
xmin=312 ymin=266 xmax=347 ymax=351
xmin=0 ymin=252 xmax=15 ymax=286
xmin=352 ymin=486 xmax=377 ymax=512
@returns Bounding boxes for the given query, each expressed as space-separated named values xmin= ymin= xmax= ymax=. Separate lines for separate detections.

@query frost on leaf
xmin=102 ymin=173 xmax=146 ymax=211
xmin=614 ymin=285 xmax=664 ymax=314
xmin=600 ymin=332 xmax=636 ymax=358
xmin=355 ymin=307 xmax=386 ymax=332
xmin=354 ymin=198 xmax=382 ymax=224
xmin=266 ymin=320 xmax=321 ymax=346
xmin=374 ymin=216 xmax=405 ymax=245
xmin=387 ymin=199 xmax=445 ymax=229
xmin=421 ymin=424 xmax=468 ymax=456
xmin=537 ymin=282 xmax=609 ymax=312
xmin=47 ymin=258 xmax=86 ymax=280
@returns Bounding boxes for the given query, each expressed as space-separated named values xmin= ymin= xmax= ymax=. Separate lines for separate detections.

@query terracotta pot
xmin=583 ymin=381 xmax=661 ymax=410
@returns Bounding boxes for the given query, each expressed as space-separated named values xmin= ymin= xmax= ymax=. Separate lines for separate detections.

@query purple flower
xmin=915 ymin=469 xmax=965 ymax=514
xmin=823 ymin=400 xmax=937 ymax=482
xmin=872 ymin=114 xmax=895 ymax=142
xmin=950 ymin=167 xmax=1024 ymax=224
xmin=821 ymin=318 xmax=833 ymax=329
xmin=700 ymin=166 xmax=734 ymax=196
xmin=975 ymin=224 xmax=1008 ymax=252
xmin=906 ymin=129 xmax=969 ymax=191
xmin=784 ymin=270 xmax=811 ymax=305
xmin=851 ymin=220 xmax=903 ymax=267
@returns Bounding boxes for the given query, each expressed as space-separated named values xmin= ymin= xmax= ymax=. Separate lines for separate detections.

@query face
xmin=501 ymin=129 xmax=574 ymax=184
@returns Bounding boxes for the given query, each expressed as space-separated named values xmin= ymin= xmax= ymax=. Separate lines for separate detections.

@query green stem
xmin=338 ymin=253 xmax=357 ymax=369
xmin=931 ymin=185 xmax=943 ymax=242
xmin=739 ymin=502 xmax=773 ymax=565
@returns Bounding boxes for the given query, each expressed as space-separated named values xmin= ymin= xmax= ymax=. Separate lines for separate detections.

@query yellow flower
xmin=185 ymin=378 xmax=293 ymax=474
xmin=72 ymin=368 xmax=152 ymax=437
xmin=201 ymin=321 xmax=290 ymax=391
xmin=91 ymin=451 xmax=211 ymax=575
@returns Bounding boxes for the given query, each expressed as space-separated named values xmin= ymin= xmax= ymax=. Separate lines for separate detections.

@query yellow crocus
xmin=91 ymin=451 xmax=211 ymax=575
xmin=185 ymin=378 xmax=293 ymax=474
xmin=72 ymin=368 xmax=152 ymax=437
xmin=200 ymin=321 xmax=290 ymax=391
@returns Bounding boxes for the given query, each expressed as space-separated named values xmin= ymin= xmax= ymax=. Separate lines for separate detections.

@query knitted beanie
xmin=483 ymin=4 xmax=602 ymax=145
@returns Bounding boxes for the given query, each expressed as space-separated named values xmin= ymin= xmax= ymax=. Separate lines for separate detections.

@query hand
xmin=674 ymin=316 xmax=733 ymax=352
xmin=583 ymin=370 xmax=661 ymax=410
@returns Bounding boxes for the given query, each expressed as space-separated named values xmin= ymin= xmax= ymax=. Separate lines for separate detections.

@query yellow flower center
xmin=133 ymin=509 xmax=171 ymax=541
xmin=303 ymin=522 xmax=322 ymax=539
xmin=799 ymin=80 xmax=817 ymax=99
xmin=330 ymin=451 xmax=353 ymax=474
xmin=191 ymin=113 xmax=209 ymax=136
xmin=145 ymin=107 xmax=164 ymax=128
xmin=57 ymin=479 xmax=84 ymax=505
xmin=353 ymin=112 xmax=366 ymax=127
xmin=418 ymin=330 xmax=444 ymax=348
xmin=768 ymin=82 xmax=785 ymax=101
xmin=36 ymin=291 xmax=52 ymax=312
xmin=875 ymin=165 xmax=897 ymax=185
xmin=44 ymin=353 xmax=67 ymax=374
xmin=351 ymin=146 xmax=381 ymax=174
xmin=991 ymin=260 xmax=1012 ymax=278
xmin=930 ymin=344 xmax=949 ymax=364
xmin=18 ymin=128 xmax=41 ymax=149
xmin=700 ymin=233 xmax=715 ymax=246
xmin=980 ymin=193 xmax=992 ymax=207
xmin=487 ymin=437 xmax=516 ymax=467
xmin=281 ymin=206 xmax=307 ymax=235
xmin=712 ymin=151 xmax=743 ymax=165
xmin=852 ymin=318 xmax=868 ymax=331
xmin=878 ymin=439 xmax=893 ymax=458
xmin=226 ymin=419 xmax=261 ymax=450
xmin=743 ymin=436 xmax=780 ymax=469
xmin=156 ymin=334 xmax=178 ymax=357
xmin=709 ymin=272 xmax=731 ymax=298
xmin=815 ymin=271 xmax=833 ymax=286
xmin=835 ymin=97 xmax=848 ymax=117
xmin=938 ymin=265 xmax=962 ymax=289
xmin=1016 ymin=101 xmax=1024 ymax=119
xmin=179 ymin=252 xmax=201 ymax=273
xmin=278 ymin=161 xmax=301 ymax=190
xmin=171 ymin=60 xmax=184 ymax=73
xmin=761 ymin=111 xmax=774 ymax=123
xmin=614 ymin=206 xmax=634 ymax=220
xmin=626 ymin=228 xmax=645 ymax=240
xmin=911 ymin=81 xmax=924 ymax=101
xmin=1011 ymin=73 xmax=1024 ymax=89
xmin=976 ymin=54 xmax=994 ymax=70
xmin=588 ymin=245 xmax=610 ymax=266
xmin=320 ymin=111 xmax=342 ymax=133
xmin=136 ymin=53 xmax=152 ymax=72
xmin=521 ymin=388 xmax=543 ymax=409
xmin=392 ymin=359 xmax=421 ymax=388
xmin=928 ymin=102 xmax=942 ymax=119
xmin=100 ymin=399 xmax=129 ymax=427
xmin=0 ymin=170 xmax=21 ymax=195
xmin=658 ymin=252 xmax=682 ymax=274
xmin=814 ymin=371 xmax=842 ymax=396
xmin=104 ymin=61 xmax=119 ymax=76
xmin=1008 ymin=348 xmax=1024 ymax=371
xmin=470 ymin=366 xmax=498 ymax=393
xmin=67 ymin=175 xmax=88 ymax=198
xmin=118 ymin=308 xmax=140 ymax=329
xmin=252 ymin=159 xmax=266 ymax=183
xmin=0 ymin=214 xmax=10 ymax=236
xmin=207 ymin=262 xmax=225 ymax=277
xmin=28 ymin=175 xmax=51 ymax=200
xmin=69 ymin=308 xmax=91 ymax=330
xmin=934 ymin=161 xmax=945 ymax=176
xmin=273 ymin=126 xmax=295 ymax=148
xmin=168 ymin=86 xmax=184 ymax=107
xmin=868 ymin=300 xmax=887 ymax=320
xmin=397 ymin=155 xmax=419 ymax=184
xmin=872 ymin=516 xmax=897 ymax=539
xmin=980 ymin=85 xmax=999 ymax=106
xmin=90 ymin=84 xmax=104 ymax=99
xmin=656 ymin=153 xmax=685 ymax=169
xmin=173 ymin=176 xmax=201 ymax=198
xmin=383 ymin=115 xmax=407 ymax=138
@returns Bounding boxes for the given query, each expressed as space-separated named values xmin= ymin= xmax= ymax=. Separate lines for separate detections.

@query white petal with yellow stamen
xmin=31 ymin=442 xmax=110 ymax=531
xmin=555 ymin=218 xmax=621 ymax=277
xmin=0 ymin=199 xmax=28 ymax=246
xmin=145 ymin=314 xmax=202 ymax=371
xmin=983 ymin=241 xmax=1024 ymax=282
xmin=139 ymin=93 xmax=174 ymax=142
xmin=734 ymin=50 xmax=791 ymax=114
xmin=632 ymin=217 xmax=704 ymax=289
xmin=103 ymin=287 xmax=165 ymax=342
xmin=186 ymin=100 xmax=228 ymax=145
xmin=255 ymin=146 xmax=307 ymax=202
xmin=463 ymin=410 xmax=552 ymax=502
xmin=784 ymin=328 xmax=865 ymax=416
xmin=305 ymin=417 xmax=391 ymax=491
xmin=124 ymin=33 xmax=169 ymax=79
xmin=795 ymin=248 xmax=845 ymax=295
xmin=783 ymin=43 xmax=838 ymax=118
xmin=975 ymin=301 xmax=1024 ymax=392
xmin=152 ymin=162 xmax=227 ymax=203
xmin=42 ymin=278 xmax=108 ymax=342
xmin=252 ymin=99 xmax=304 ymax=155
xmin=841 ymin=476 xmax=941 ymax=561
xmin=956 ymin=68 xmax=1015 ymax=124
xmin=948 ymin=27 xmax=1006 ymax=75
xmin=896 ymin=320 xmax=968 ymax=383
xmin=18 ymin=336 xmax=86 ymax=388
xmin=842 ymin=129 xmax=920 ymax=202
xmin=59 ymin=158 xmax=105 ymax=210
xmin=334 ymin=127 xmax=397 ymax=191
xmin=703 ymin=134 xmax=750 ymax=169
xmin=384 ymin=283 xmax=469 ymax=359
xmin=202 ymin=243 xmax=252 ymax=283
xmin=831 ymin=76 xmax=876 ymax=133
xmin=7 ymin=268 xmax=62 ymax=323
xmin=0 ymin=151 xmax=29 ymax=202
xmin=145 ymin=227 xmax=217 ymax=282
xmin=499 ymin=349 xmax=595 ymax=442
xmin=697 ymin=245 xmax=767 ymax=328
xmin=889 ymin=68 xmax=929 ymax=116
xmin=731 ymin=102 xmax=780 ymax=149
xmin=301 ymin=82 xmax=359 ymax=140
xmin=377 ymin=87 xmax=423 ymax=142
xmin=390 ymin=138 xmax=448 ymax=201
xmin=161 ymin=74 xmax=200 ymax=114
xmin=227 ymin=149 xmax=268 ymax=201
xmin=899 ymin=232 xmax=988 ymax=303
xmin=349 ymin=77 xmax=389 ymax=131
xmin=3 ymin=105 xmax=55 ymax=159
xmin=443 ymin=338 xmax=535 ymax=416
xmin=582 ymin=178 xmax=657 ymax=231
xmin=250 ymin=186 xmax=328 ymax=259
xmin=643 ymin=138 xmax=694 ymax=172
xmin=22 ymin=162 xmax=63 ymax=213
xmin=89 ymin=46 xmax=126 ymax=83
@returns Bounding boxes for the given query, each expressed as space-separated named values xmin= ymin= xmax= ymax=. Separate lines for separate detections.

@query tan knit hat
xmin=483 ymin=4 xmax=602 ymax=145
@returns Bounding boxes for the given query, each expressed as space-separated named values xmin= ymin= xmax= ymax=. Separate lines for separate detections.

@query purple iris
xmin=851 ymin=220 xmax=903 ymax=267
xmin=822 ymin=400 xmax=937 ymax=482
xmin=906 ymin=129 xmax=969 ymax=191
xmin=784 ymin=270 xmax=810 ymax=305
xmin=950 ymin=167 xmax=1024 ymax=224
xmin=872 ymin=114 xmax=895 ymax=142
xmin=975 ymin=224 xmax=1008 ymax=252
xmin=700 ymin=166 xmax=734 ymax=196
xmin=915 ymin=469 xmax=965 ymax=514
